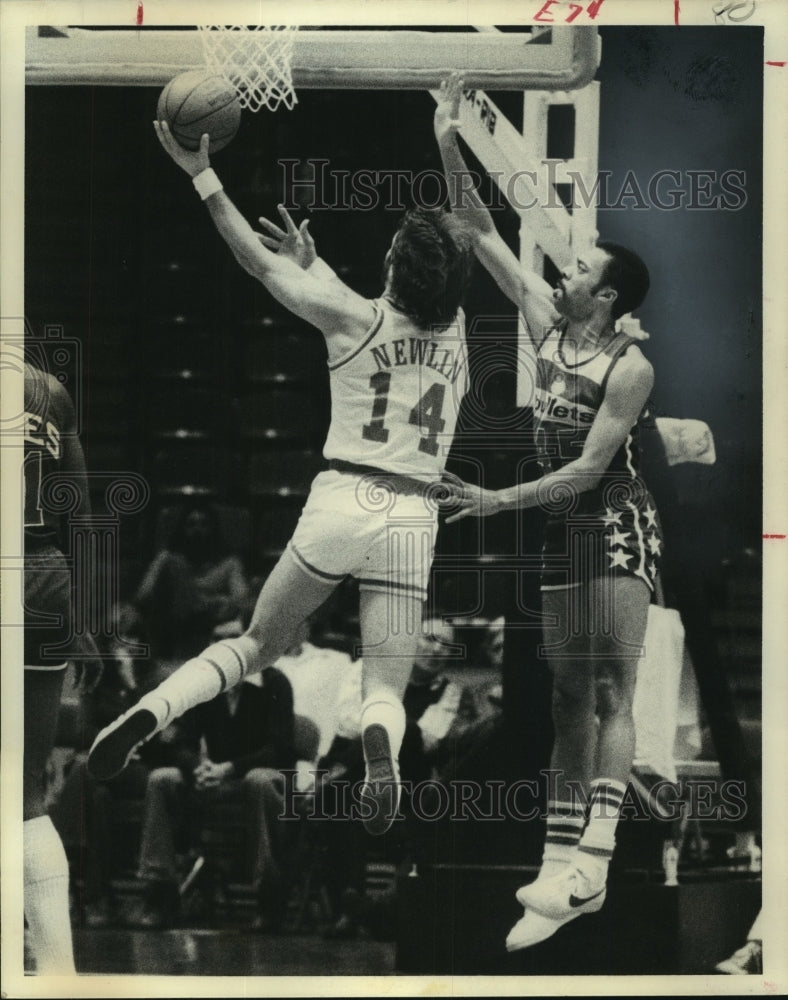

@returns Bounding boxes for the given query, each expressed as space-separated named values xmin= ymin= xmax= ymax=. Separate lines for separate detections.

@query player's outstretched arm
xmin=445 ymin=349 xmax=654 ymax=523
xmin=153 ymin=123 xmax=373 ymax=338
xmin=435 ymin=73 xmax=557 ymax=338
xmin=434 ymin=74 xmax=499 ymax=242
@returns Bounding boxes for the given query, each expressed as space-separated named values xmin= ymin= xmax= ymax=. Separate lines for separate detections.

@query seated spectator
xmin=52 ymin=509 xmax=252 ymax=930
xmin=404 ymin=615 xmax=505 ymax=779
xmin=404 ymin=617 xmax=464 ymax=761
xmin=49 ymin=611 xmax=177 ymax=928
xmin=133 ymin=502 xmax=250 ymax=664
xmin=433 ymin=615 xmax=506 ymax=782
xmin=129 ymin=663 xmax=296 ymax=932
xmin=269 ymin=611 xmax=360 ymax=765
xmin=316 ymin=618 xmax=458 ymax=940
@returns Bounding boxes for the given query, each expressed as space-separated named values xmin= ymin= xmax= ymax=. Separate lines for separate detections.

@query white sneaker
xmin=359 ymin=723 xmax=401 ymax=836
xmin=515 ymin=861 xmax=571 ymax=907
xmin=88 ymin=698 xmax=164 ymax=780
xmin=506 ymin=909 xmax=566 ymax=951
xmin=516 ymin=864 xmax=607 ymax=920
xmin=715 ymin=939 xmax=763 ymax=975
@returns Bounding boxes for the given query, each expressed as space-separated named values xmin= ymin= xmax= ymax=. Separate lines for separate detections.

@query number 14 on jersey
xmin=362 ymin=371 xmax=447 ymax=457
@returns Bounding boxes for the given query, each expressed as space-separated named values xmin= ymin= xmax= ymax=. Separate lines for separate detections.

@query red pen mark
xmin=674 ymin=0 xmax=680 ymax=25
xmin=534 ymin=0 xmax=558 ymax=22
xmin=136 ymin=2 xmax=144 ymax=26
xmin=763 ymin=534 xmax=786 ymax=540
xmin=766 ymin=61 xmax=787 ymax=67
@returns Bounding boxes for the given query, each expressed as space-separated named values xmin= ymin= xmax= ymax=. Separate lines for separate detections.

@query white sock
xmin=361 ymin=692 xmax=406 ymax=764
xmin=541 ymin=798 xmax=586 ymax=878
xmin=23 ymin=816 xmax=75 ymax=976
xmin=576 ymin=778 xmax=627 ymax=885
xmin=141 ymin=635 xmax=260 ymax=728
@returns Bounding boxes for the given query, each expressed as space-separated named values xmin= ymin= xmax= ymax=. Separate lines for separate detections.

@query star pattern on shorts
xmin=644 ymin=504 xmax=658 ymax=529
xmin=608 ymin=548 xmax=633 ymax=570
xmin=647 ymin=533 xmax=662 ymax=556
xmin=609 ymin=527 xmax=631 ymax=549
xmin=602 ymin=507 xmax=624 ymax=527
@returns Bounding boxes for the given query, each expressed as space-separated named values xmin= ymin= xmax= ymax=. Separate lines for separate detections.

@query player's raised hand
xmin=153 ymin=120 xmax=211 ymax=178
xmin=434 ymin=71 xmax=464 ymax=146
xmin=256 ymin=205 xmax=317 ymax=269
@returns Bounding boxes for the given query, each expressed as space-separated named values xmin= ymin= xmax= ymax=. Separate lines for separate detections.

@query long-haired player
xmin=88 ymin=122 xmax=474 ymax=839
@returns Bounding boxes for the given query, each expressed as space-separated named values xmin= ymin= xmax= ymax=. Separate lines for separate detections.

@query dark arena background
xmin=17 ymin=22 xmax=764 ymax=983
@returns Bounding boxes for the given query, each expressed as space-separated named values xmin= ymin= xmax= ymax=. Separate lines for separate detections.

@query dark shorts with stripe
xmin=24 ymin=544 xmax=73 ymax=668
xmin=540 ymin=496 xmax=663 ymax=592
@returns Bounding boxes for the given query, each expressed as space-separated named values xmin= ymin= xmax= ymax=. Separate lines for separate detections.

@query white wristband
xmin=192 ymin=168 xmax=223 ymax=201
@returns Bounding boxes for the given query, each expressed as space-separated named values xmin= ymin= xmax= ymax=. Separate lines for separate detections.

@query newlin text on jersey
xmin=323 ymin=300 xmax=468 ymax=479
xmin=534 ymin=325 xmax=646 ymax=515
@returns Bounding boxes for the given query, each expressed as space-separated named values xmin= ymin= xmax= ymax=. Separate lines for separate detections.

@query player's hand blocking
xmin=256 ymin=205 xmax=317 ymax=270
xmin=441 ymin=480 xmax=502 ymax=523
xmin=434 ymin=72 xmax=464 ymax=146
xmin=153 ymin=120 xmax=211 ymax=178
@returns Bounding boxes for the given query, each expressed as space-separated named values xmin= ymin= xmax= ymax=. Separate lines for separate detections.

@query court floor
xmin=26 ymin=927 xmax=396 ymax=978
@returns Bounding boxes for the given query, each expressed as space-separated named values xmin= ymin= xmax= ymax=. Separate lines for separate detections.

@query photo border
xmin=2 ymin=1 xmax=786 ymax=996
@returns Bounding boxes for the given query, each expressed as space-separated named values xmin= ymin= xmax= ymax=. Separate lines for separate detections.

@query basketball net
xmin=198 ymin=26 xmax=298 ymax=113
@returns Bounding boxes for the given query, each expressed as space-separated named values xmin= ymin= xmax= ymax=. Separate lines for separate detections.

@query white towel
xmin=633 ymin=604 xmax=686 ymax=782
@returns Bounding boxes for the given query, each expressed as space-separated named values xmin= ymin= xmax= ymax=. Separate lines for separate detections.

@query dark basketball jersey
xmin=24 ymin=363 xmax=74 ymax=549
xmin=534 ymin=324 xmax=646 ymax=517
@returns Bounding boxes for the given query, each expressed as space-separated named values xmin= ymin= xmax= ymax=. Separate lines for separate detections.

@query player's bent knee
xmin=147 ymin=766 xmax=183 ymax=790
xmin=242 ymin=770 xmax=284 ymax=810
xmin=242 ymin=623 xmax=287 ymax=664
xmin=551 ymin=678 xmax=595 ymax=728
xmin=594 ymin=675 xmax=632 ymax=721
xmin=242 ymin=767 xmax=280 ymax=791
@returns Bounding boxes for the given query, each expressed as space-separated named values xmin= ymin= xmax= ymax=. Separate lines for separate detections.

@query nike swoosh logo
xmin=568 ymin=888 xmax=605 ymax=908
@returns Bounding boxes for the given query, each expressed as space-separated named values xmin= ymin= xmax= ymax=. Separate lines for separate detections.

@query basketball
xmin=156 ymin=70 xmax=242 ymax=154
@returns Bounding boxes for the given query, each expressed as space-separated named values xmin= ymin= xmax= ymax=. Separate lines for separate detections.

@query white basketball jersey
xmin=323 ymin=300 xmax=468 ymax=478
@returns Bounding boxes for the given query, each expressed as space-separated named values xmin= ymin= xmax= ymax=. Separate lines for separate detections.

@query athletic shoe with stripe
xmin=359 ymin=723 xmax=401 ymax=836
xmin=87 ymin=698 xmax=165 ymax=781
xmin=516 ymin=864 xmax=607 ymax=920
